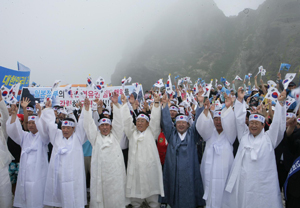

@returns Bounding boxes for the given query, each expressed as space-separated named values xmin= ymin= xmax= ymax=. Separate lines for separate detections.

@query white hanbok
xmin=222 ymin=99 xmax=285 ymax=208
xmin=83 ymin=103 xmax=130 ymax=208
xmin=121 ymin=104 xmax=164 ymax=199
xmin=37 ymin=108 xmax=87 ymax=208
xmin=0 ymin=99 xmax=13 ymax=208
xmin=196 ymin=107 xmax=236 ymax=208
xmin=6 ymin=117 xmax=49 ymax=208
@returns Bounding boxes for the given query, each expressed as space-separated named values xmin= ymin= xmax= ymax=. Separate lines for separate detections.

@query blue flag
xmin=280 ymin=63 xmax=291 ymax=71
xmin=220 ymin=77 xmax=226 ymax=83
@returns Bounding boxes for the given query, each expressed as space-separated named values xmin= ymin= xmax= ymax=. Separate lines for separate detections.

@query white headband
xmin=170 ymin=106 xmax=179 ymax=112
xmin=176 ymin=115 xmax=189 ymax=123
xmin=53 ymin=106 xmax=59 ymax=111
xmin=286 ymin=113 xmax=296 ymax=118
xmin=62 ymin=120 xmax=75 ymax=127
xmin=213 ymin=111 xmax=222 ymax=118
xmin=249 ymin=114 xmax=265 ymax=123
xmin=98 ymin=118 xmax=112 ymax=126
xmin=297 ymin=118 xmax=300 ymax=124
xmin=28 ymin=116 xmax=38 ymax=122
xmin=103 ymin=111 xmax=110 ymax=115
xmin=59 ymin=108 xmax=68 ymax=115
xmin=26 ymin=107 xmax=34 ymax=112
xmin=136 ymin=114 xmax=150 ymax=122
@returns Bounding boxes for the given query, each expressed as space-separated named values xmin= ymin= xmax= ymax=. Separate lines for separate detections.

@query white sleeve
xmin=111 ymin=103 xmax=124 ymax=144
xmin=37 ymin=108 xmax=60 ymax=144
xmin=196 ymin=111 xmax=214 ymax=141
xmin=75 ymin=109 xmax=87 ymax=145
xmin=83 ymin=108 xmax=98 ymax=147
xmin=234 ymin=99 xmax=249 ymax=142
xmin=121 ymin=103 xmax=136 ymax=139
xmin=221 ymin=106 xmax=237 ymax=144
xmin=0 ymin=100 xmax=9 ymax=141
xmin=149 ymin=105 xmax=161 ymax=141
xmin=266 ymin=102 xmax=286 ymax=149
xmin=6 ymin=116 xmax=24 ymax=146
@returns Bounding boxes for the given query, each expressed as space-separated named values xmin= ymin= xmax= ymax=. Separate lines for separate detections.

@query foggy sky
xmin=0 ymin=0 xmax=265 ymax=86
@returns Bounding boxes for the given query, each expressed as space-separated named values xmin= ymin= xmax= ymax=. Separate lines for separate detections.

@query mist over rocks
xmin=111 ymin=0 xmax=300 ymax=90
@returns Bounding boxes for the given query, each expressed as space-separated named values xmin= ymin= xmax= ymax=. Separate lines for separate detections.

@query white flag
xmin=193 ymin=82 xmax=198 ymax=95
xmin=0 ymin=85 xmax=10 ymax=101
xmin=235 ymin=75 xmax=243 ymax=81
xmin=64 ymin=84 xmax=73 ymax=99
xmin=265 ymin=87 xmax=280 ymax=102
xmin=95 ymin=76 xmax=105 ymax=90
xmin=202 ymin=83 xmax=212 ymax=98
xmin=154 ymin=79 xmax=164 ymax=88
xmin=165 ymin=74 xmax=174 ymax=95
xmin=267 ymin=80 xmax=277 ymax=88
xmin=121 ymin=77 xmax=132 ymax=93
xmin=286 ymin=96 xmax=296 ymax=110
xmin=283 ymin=73 xmax=296 ymax=89
xmin=87 ymin=76 xmax=93 ymax=88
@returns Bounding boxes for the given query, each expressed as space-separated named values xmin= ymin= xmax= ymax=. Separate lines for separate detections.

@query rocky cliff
xmin=111 ymin=0 xmax=300 ymax=90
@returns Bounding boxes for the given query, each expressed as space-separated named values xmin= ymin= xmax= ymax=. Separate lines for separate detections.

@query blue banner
xmin=0 ymin=65 xmax=30 ymax=88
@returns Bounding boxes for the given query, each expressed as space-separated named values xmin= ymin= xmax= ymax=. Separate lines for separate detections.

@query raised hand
xmin=225 ymin=95 xmax=232 ymax=108
xmin=45 ymin=99 xmax=52 ymax=108
xmin=129 ymin=94 xmax=135 ymax=104
xmin=111 ymin=92 xmax=119 ymax=104
xmin=162 ymin=93 xmax=168 ymax=104
xmin=10 ymin=104 xmax=18 ymax=115
xmin=36 ymin=103 xmax=42 ymax=111
xmin=21 ymin=97 xmax=31 ymax=109
xmin=121 ymin=93 xmax=127 ymax=105
xmin=237 ymin=87 xmax=245 ymax=103
xmin=278 ymin=90 xmax=287 ymax=104
xmin=84 ymin=97 xmax=90 ymax=111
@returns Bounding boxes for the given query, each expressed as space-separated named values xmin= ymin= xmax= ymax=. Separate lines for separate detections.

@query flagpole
xmin=278 ymin=63 xmax=282 ymax=72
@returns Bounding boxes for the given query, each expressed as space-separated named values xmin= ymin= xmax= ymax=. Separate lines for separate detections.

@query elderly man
xmin=160 ymin=91 xmax=205 ymax=208
xmin=121 ymin=93 xmax=164 ymax=208
xmin=0 ymin=90 xmax=14 ymax=208
xmin=7 ymin=101 xmax=49 ymax=208
xmin=196 ymin=96 xmax=236 ymax=208
xmin=37 ymin=100 xmax=87 ymax=208
xmin=82 ymin=92 xmax=129 ymax=208
xmin=223 ymin=88 xmax=286 ymax=208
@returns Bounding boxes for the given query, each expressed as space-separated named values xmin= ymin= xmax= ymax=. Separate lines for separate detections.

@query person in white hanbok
xmin=196 ymin=96 xmax=236 ymax=208
xmin=222 ymin=88 xmax=286 ymax=208
xmin=37 ymin=100 xmax=87 ymax=208
xmin=121 ymin=93 xmax=164 ymax=208
xmin=82 ymin=93 xmax=130 ymax=208
xmin=7 ymin=101 xmax=49 ymax=208
xmin=0 ymin=90 xmax=14 ymax=208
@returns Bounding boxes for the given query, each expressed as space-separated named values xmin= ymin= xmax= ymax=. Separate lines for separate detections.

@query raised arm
xmin=0 ymin=92 xmax=9 ymax=140
xmin=221 ymin=95 xmax=237 ymax=144
xmin=149 ymin=93 xmax=161 ymax=140
xmin=83 ymin=98 xmax=98 ymax=147
xmin=266 ymin=90 xmax=287 ymax=148
xmin=6 ymin=104 xmax=24 ymax=146
xmin=110 ymin=92 xmax=124 ymax=143
xmin=196 ymin=98 xmax=214 ymax=141
xmin=36 ymin=100 xmax=59 ymax=144
xmin=121 ymin=94 xmax=136 ymax=139
xmin=234 ymin=87 xmax=249 ymax=142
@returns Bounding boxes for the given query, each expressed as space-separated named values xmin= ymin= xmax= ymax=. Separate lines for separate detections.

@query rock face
xmin=111 ymin=0 xmax=300 ymax=90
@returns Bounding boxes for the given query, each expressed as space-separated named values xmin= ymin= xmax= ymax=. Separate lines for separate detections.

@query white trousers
xmin=0 ymin=166 xmax=12 ymax=208
xmin=130 ymin=194 xmax=160 ymax=208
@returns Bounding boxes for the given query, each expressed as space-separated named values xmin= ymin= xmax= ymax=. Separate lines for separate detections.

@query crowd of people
xmin=0 ymin=71 xmax=300 ymax=208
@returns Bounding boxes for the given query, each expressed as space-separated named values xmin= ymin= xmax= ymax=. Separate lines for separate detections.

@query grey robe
xmin=161 ymin=105 xmax=205 ymax=208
